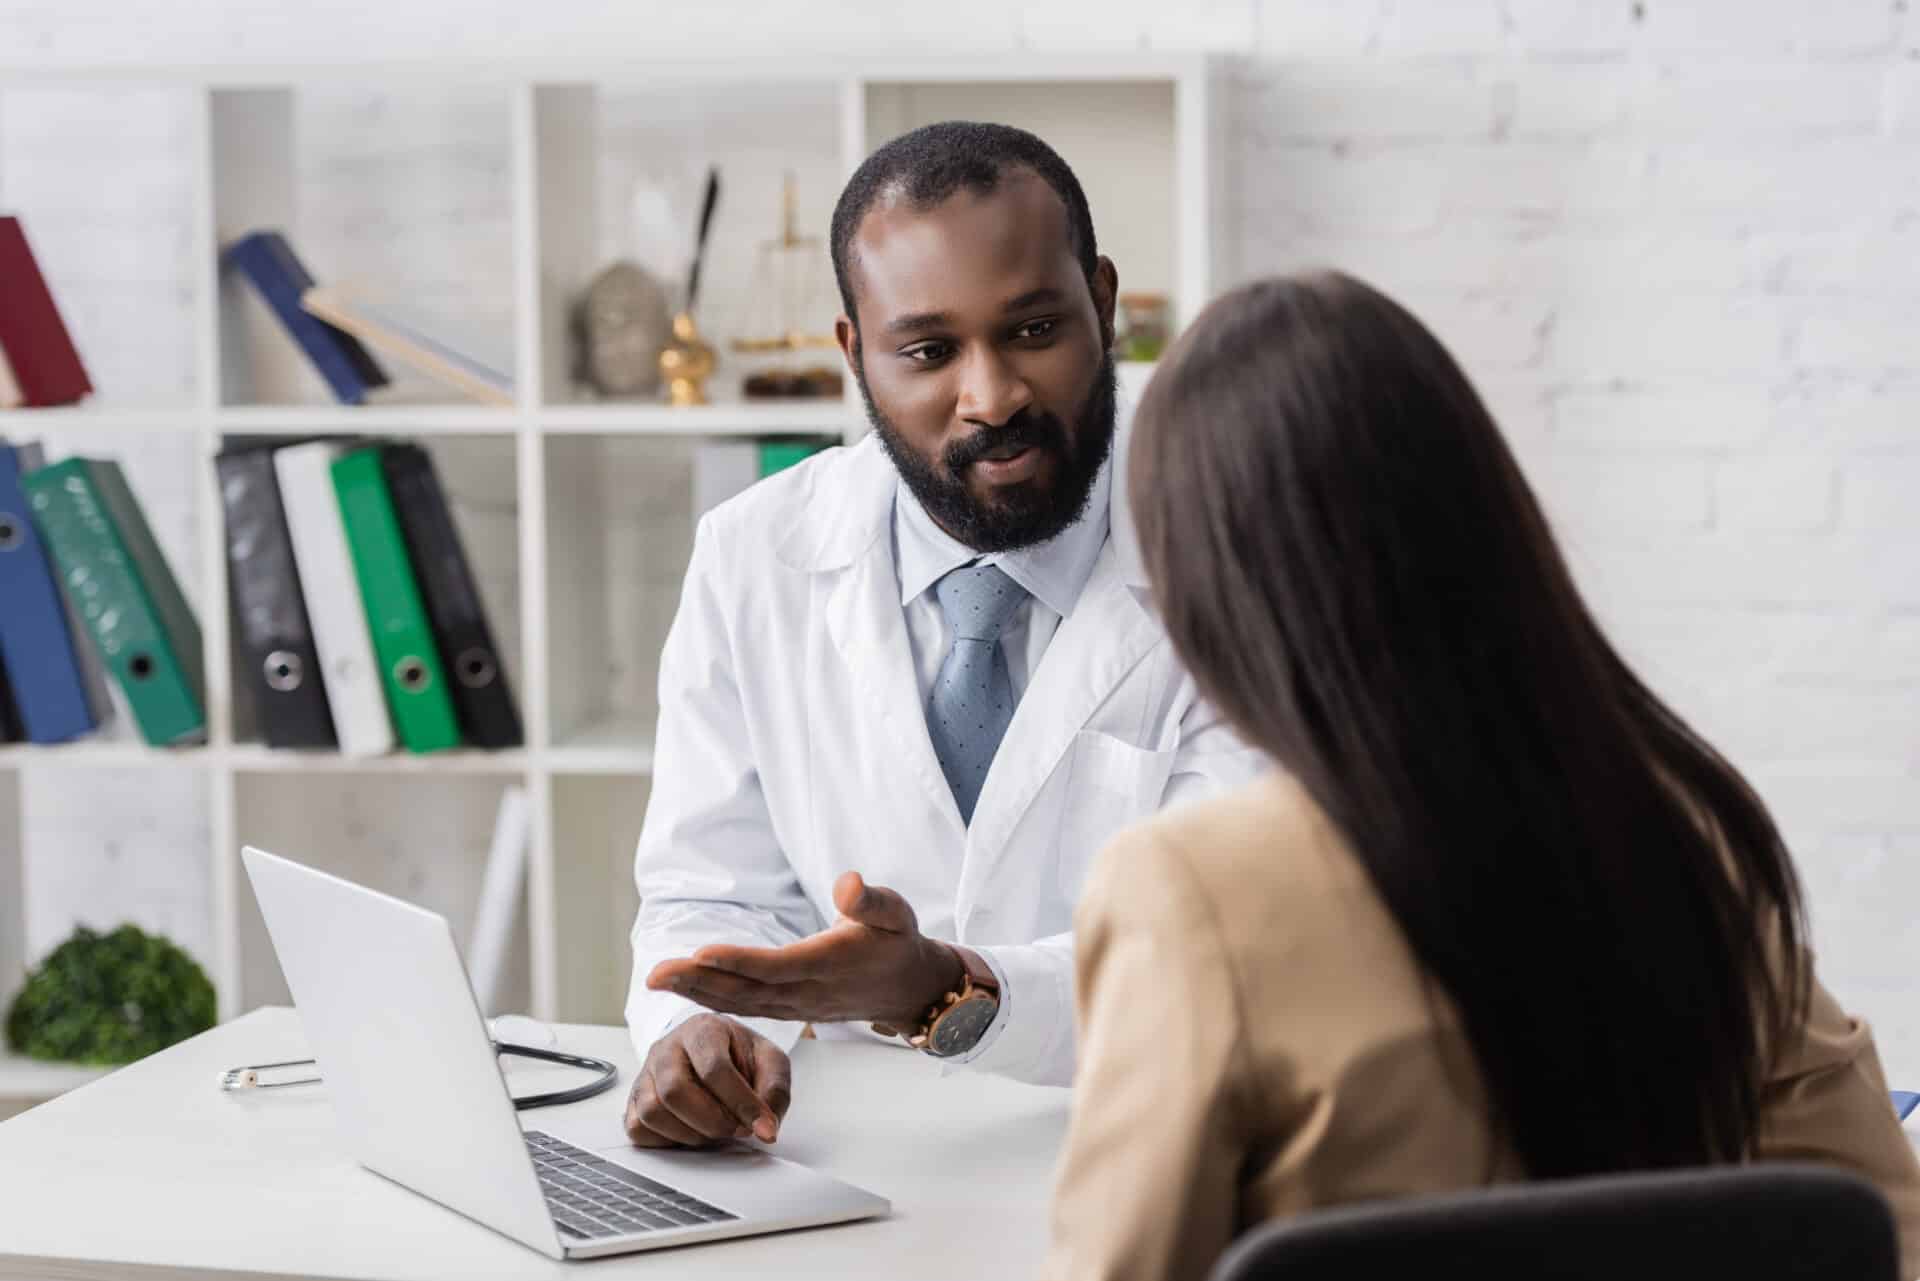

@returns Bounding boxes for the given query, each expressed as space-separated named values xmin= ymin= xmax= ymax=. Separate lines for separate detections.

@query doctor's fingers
xmin=692 ymin=933 xmax=852 ymax=982
xmin=833 ymin=872 xmax=919 ymax=933
xmin=674 ymin=972 xmax=837 ymax=1021
xmin=649 ymin=1051 xmax=754 ymax=1143
xmin=743 ymin=1033 xmax=793 ymax=1124
xmin=687 ymin=1031 xmax=782 ymax=1141
xmin=627 ymin=1069 xmax=715 ymax=1148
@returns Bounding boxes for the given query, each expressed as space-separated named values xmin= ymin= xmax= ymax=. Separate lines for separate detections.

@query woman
xmin=1044 ymin=271 xmax=1920 ymax=1281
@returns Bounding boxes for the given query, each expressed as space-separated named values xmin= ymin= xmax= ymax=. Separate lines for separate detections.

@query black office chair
xmin=1209 ymin=1164 xmax=1899 ymax=1281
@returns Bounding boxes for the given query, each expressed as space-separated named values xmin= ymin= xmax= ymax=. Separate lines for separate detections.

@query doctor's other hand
xmin=624 ymin=1014 xmax=791 ymax=1149
xmin=646 ymin=871 xmax=966 ymax=1032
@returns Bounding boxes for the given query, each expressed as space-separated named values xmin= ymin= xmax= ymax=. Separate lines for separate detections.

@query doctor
xmin=623 ymin=121 xmax=1263 ymax=1150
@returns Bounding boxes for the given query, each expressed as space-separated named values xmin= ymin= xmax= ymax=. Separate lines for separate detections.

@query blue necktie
xmin=927 ymin=564 xmax=1028 ymax=825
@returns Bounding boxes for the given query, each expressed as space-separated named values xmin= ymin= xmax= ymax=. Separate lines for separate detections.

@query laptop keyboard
xmin=523 ymin=1130 xmax=740 ymax=1240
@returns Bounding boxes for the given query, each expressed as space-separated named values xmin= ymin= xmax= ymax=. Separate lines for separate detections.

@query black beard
xmin=857 ymin=351 xmax=1118 ymax=554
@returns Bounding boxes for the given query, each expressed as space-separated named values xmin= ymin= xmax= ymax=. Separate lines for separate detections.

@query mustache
xmin=943 ymin=411 xmax=1071 ymax=473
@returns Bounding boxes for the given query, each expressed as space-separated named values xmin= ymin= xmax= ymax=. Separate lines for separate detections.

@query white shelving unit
xmin=0 ymin=54 xmax=1220 ymax=1105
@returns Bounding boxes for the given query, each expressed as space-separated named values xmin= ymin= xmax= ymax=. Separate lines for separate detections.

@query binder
xmin=0 ymin=654 xmax=21 ymax=742
xmin=381 ymin=443 xmax=522 ymax=748
xmin=0 ymin=217 xmax=92 ymax=407
xmin=223 ymin=231 xmax=389 ymax=405
xmin=217 ymin=446 xmax=336 ymax=749
xmin=23 ymin=458 xmax=206 ymax=746
xmin=273 ymin=442 xmax=395 ymax=758
xmin=330 ymin=446 xmax=460 ymax=753
xmin=0 ymin=441 xmax=107 ymax=743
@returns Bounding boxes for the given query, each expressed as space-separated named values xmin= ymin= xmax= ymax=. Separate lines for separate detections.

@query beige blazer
xmin=1044 ymin=772 xmax=1920 ymax=1281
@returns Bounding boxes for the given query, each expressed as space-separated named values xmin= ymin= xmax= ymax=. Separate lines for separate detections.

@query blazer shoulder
xmin=1135 ymin=772 xmax=1360 ymax=904
xmin=1090 ymin=772 xmax=1405 ymax=998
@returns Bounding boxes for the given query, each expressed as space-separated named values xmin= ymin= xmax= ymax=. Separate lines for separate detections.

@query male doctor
xmin=623 ymin=121 xmax=1262 ymax=1149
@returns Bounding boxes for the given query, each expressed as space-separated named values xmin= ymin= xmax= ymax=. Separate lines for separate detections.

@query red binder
xmin=0 ymin=216 xmax=92 ymax=407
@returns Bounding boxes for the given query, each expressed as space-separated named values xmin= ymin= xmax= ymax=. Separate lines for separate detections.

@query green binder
xmin=758 ymin=437 xmax=835 ymax=478
xmin=23 ymin=458 xmax=206 ymax=746
xmin=330 ymin=446 xmax=459 ymax=753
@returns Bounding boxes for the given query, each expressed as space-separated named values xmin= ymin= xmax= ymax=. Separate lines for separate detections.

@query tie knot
xmin=934 ymin=563 xmax=1028 ymax=643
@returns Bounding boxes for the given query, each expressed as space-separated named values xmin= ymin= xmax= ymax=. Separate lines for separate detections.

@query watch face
xmin=930 ymin=994 xmax=998 ymax=1057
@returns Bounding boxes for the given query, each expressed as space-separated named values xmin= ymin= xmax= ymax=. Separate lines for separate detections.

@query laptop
xmin=241 ymin=844 xmax=889 ymax=1260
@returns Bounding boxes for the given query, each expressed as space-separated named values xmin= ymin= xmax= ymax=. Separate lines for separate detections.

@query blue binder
xmin=223 ymin=231 xmax=389 ymax=405
xmin=0 ymin=440 xmax=102 ymax=742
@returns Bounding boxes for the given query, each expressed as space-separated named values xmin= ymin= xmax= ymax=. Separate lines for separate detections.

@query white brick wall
xmin=1 ymin=0 xmax=1917 ymax=1082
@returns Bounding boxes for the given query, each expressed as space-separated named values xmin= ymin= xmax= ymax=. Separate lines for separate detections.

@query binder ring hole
xmin=129 ymin=654 xmax=156 ymax=681
xmin=264 ymin=651 xmax=303 ymax=693
xmin=455 ymin=648 xmax=496 ymax=689
xmin=396 ymin=658 xmax=430 ymax=692
xmin=0 ymin=514 xmax=20 ymax=551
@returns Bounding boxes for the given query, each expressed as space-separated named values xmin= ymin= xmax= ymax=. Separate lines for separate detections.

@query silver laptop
xmin=241 ymin=844 xmax=889 ymax=1260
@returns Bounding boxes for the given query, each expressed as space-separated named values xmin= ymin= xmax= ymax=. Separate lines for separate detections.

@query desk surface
xmin=0 ymin=1007 xmax=1072 ymax=1281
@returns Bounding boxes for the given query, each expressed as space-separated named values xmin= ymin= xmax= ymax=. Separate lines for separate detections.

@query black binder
xmin=0 ymin=654 xmax=22 ymax=742
xmin=216 ymin=445 xmax=337 ymax=749
xmin=380 ymin=443 xmax=522 ymax=749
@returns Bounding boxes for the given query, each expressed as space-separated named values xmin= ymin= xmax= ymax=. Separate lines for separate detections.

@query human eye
xmin=900 ymin=340 xmax=954 ymax=364
xmin=1012 ymin=317 xmax=1059 ymax=342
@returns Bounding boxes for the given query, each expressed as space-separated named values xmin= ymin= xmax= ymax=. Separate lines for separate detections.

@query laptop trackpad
xmin=522 ymin=1114 xmax=888 ymax=1223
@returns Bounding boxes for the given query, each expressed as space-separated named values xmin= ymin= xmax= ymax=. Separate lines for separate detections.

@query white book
xmin=301 ymin=286 xmax=514 ymax=407
xmin=0 ymin=342 xmax=22 ymax=409
xmin=273 ymin=442 xmax=395 ymax=758
xmin=465 ymin=783 xmax=529 ymax=1016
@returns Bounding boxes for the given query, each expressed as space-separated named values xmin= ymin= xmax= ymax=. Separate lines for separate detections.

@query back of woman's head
xmin=1129 ymin=270 xmax=1806 ymax=1177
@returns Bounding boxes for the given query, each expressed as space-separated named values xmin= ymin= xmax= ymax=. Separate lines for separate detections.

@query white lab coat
xmin=625 ymin=430 xmax=1267 ymax=1087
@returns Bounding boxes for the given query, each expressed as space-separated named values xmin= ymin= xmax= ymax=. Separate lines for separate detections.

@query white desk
xmin=0 ymin=1007 xmax=1072 ymax=1280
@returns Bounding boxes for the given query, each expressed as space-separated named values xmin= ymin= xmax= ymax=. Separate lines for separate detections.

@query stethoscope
xmin=218 ymin=1041 xmax=621 ymax=1111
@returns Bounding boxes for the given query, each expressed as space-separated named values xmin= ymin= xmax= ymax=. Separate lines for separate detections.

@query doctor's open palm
xmin=628 ymin=873 xmax=967 ymax=1148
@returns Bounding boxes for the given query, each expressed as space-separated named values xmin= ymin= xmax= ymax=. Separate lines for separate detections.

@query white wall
xmin=3 ymin=0 xmax=1918 ymax=1074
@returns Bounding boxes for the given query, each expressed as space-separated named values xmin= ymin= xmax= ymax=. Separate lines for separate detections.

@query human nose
xmin=954 ymin=345 xmax=1034 ymax=427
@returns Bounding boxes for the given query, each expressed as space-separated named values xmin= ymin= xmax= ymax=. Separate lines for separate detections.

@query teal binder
xmin=23 ymin=458 xmax=206 ymax=746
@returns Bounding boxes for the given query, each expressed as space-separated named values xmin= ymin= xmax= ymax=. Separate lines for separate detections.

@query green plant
xmin=5 ymin=924 xmax=216 ymax=1065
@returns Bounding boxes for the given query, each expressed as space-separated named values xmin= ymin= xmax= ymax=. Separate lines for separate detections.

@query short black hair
xmin=830 ymin=120 xmax=1099 ymax=328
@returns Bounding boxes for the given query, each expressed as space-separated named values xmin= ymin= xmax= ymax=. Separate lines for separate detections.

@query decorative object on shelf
xmin=659 ymin=311 xmax=717 ymax=408
xmin=1116 ymin=292 xmax=1170 ymax=363
xmin=658 ymin=168 xmax=722 ymax=407
xmin=732 ymin=174 xmax=843 ymax=401
xmin=4 ymin=923 xmax=216 ymax=1066
xmin=743 ymin=366 xmax=842 ymax=400
xmin=575 ymin=261 xmax=671 ymax=398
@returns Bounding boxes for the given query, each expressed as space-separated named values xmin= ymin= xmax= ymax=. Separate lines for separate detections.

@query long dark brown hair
xmin=1130 ymin=271 xmax=1807 ymax=1178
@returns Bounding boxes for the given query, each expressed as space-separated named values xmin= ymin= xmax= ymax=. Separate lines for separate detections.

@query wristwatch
xmin=907 ymin=946 xmax=1001 ymax=1059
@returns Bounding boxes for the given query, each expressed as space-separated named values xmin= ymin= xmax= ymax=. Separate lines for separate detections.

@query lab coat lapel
xmin=962 ymin=541 xmax=1160 ymax=880
xmin=821 ymin=533 xmax=970 ymax=840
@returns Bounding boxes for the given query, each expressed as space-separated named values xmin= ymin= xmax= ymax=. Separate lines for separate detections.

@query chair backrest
xmin=1209 ymin=1164 xmax=1899 ymax=1281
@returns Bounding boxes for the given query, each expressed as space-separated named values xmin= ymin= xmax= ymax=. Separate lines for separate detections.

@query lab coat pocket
xmin=1055 ymin=730 xmax=1176 ymax=899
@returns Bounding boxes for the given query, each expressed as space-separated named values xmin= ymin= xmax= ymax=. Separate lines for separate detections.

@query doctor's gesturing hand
xmin=624 ymin=872 xmax=972 ymax=1149
xmin=646 ymin=871 xmax=968 ymax=1034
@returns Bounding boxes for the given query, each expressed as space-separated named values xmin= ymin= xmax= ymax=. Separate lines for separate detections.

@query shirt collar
xmin=893 ymin=456 xmax=1112 ymax=619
